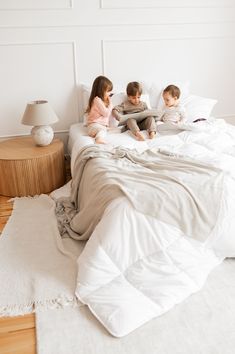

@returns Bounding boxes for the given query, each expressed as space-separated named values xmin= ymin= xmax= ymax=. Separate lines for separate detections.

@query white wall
xmin=0 ymin=0 xmax=235 ymax=142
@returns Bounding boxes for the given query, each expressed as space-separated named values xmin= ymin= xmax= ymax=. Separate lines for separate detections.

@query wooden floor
xmin=0 ymin=156 xmax=71 ymax=354
xmin=0 ymin=196 xmax=36 ymax=354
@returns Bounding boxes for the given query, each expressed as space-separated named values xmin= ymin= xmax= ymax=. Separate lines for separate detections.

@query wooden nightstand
xmin=0 ymin=137 xmax=66 ymax=197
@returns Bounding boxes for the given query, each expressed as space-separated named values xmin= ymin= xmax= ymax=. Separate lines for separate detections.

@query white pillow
xmin=80 ymin=84 xmax=90 ymax=114
xmin=110 ymin=92 xmax=126 ymax=106
xmin=140 ymin=93 xmax=151 ymax=109
xmin=182 ymin=95 xmax=217 ymax=122
xmin=151 ymin=81 xmax=191 ymax=109
xmin=111 ymin=92 xmax=151 ymax=108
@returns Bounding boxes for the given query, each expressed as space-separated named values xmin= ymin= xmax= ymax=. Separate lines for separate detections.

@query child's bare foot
xmin=149 ymin=131 xmax=156 ymax=139
xmin=135 ymin=131 xmax=145 ymax=141
xmin=95 ymin=138 xmax=107 ymax=144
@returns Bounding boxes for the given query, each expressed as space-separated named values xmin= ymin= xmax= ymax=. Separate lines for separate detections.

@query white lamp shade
xmin=21 ymin=100 xmax=58 ymax=126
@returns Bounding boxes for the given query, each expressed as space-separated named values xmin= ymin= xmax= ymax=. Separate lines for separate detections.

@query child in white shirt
xmin=157 ymin=84 xmax=186 ymax=124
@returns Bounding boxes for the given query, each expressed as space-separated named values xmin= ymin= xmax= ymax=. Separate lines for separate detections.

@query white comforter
xmin=71 ymin=119 xmax=235 ymax=337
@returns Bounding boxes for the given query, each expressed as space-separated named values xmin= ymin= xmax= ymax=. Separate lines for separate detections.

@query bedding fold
xmin=56 ymin=144 xmax=224 ymax=243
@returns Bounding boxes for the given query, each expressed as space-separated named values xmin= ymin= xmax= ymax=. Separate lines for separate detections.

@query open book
xmin=115 ymin=109 xmax=159 ymax=126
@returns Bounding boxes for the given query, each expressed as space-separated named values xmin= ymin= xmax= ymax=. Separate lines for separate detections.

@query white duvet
xmin=69 ymin=119 xmax=235 ymax=337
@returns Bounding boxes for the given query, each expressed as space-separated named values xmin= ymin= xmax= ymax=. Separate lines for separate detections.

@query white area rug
xmin=0 ymin=194 xmax=83 ymax=316
xmin=36 ymin=259 xmax=235 ymax=354
xmin=1 ymin=192 xmax=235 ymax=353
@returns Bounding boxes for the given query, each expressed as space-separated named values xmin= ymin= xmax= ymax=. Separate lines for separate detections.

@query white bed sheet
xmin=68 ymin=122 xmax=191 ymax=175
xmin=68 ymin=120 xmax=235 ymax=175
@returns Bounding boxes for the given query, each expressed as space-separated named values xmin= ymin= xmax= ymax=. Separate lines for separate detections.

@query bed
xmin=55 ymin=116 xmax=235 ymax=338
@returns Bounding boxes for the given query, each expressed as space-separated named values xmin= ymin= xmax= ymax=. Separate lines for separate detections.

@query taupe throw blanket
xmin=56 ymin=145 xmax=224 ymax=242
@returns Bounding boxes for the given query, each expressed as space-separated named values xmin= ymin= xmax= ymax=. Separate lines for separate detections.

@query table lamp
xmin=21 ymin=100 xmax=59 ymax=146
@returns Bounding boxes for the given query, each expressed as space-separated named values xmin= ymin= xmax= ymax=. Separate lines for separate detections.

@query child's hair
xmin=126 ymin=81 xmax=142 ymax=96
xmin=163 ymin=84 xmax=181 ymax=99
xmin=87 ymin=75 xmax=113 ymax=112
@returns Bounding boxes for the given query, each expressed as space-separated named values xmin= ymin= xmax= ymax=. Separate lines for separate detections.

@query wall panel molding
xmin=102 ymin=34 xmax=235 ymax=59
xmin=101 ymin=0 xmax=235 ymax=9
xmin=0 ymin=0 xmax=73 ymax=11
xmin=101 ymin=40 xmax=105 ymax=75
xmin=0 ymin=2 xmax=234 ymax=28
xmin=0 ymin=1 xmax=234 ymax=138
xmin=102 ymin=35 xmax=234 ymax=118
xmin=0 ymin=40 xmax=79 ymax=137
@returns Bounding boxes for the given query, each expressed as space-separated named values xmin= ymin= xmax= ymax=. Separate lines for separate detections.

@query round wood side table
xmin=0 ymin=137 xmax=66 ymax=197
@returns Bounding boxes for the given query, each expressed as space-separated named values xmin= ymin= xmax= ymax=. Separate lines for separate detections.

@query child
xmin=86 ymin=75 xmax=113 ymax=144
xmin=112 ymin=82 xmax=156 ymax=141
xmin=157 ymin=84 xmax=186 ymax=124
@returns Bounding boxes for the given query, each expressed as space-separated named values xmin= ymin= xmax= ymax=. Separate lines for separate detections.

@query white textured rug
xmin=1 ymin=193 xmax=235 ymax=354
xmin=36 ymin=259 xmax=235 ymax=354
xmin=0 ymin=194 xmax=83 ymax=316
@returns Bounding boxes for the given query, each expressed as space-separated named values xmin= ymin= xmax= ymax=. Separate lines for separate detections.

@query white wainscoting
xmin=0 ymin=41 xmax=79 ymax=137
xmin=102 ymin=35 xmax=235 ymax=118
xmin=100 ymin=0 xmax=235 ymax=9
xmin=0 ymin=0 xmax=234 ymax=141
xmin=0 ymin=0 xmax=73 ymax=10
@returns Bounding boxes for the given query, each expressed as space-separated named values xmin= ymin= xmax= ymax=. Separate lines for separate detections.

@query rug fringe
xmin=0 ymin=296 xmax=82 ymax=317
xmin=9 ymin=194 xmax=42 ymax=202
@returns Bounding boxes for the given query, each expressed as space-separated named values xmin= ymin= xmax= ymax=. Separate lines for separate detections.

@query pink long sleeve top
xmin=87 ymin=96 xmax=113 ymax=126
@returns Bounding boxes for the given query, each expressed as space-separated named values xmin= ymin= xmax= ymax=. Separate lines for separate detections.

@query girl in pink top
xmin=86 ymin=76 xmax=113 ymax=144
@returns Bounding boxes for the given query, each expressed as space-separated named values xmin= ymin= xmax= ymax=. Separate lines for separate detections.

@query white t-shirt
xmin=158 ymin=104 xmax=186 ymax=124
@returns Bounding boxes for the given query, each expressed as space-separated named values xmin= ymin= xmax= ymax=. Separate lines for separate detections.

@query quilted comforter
xmin=58 ymin=119 xmax=235 ymax=337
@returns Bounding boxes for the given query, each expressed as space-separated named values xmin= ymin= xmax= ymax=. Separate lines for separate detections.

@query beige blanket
xmin=56 ymin=145 xmax=224 ymax=242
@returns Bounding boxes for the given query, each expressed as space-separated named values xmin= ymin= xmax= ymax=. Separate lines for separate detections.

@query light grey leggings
xmin=126 ymin=116 xmax=156 ymax=134
xmin=87 ymin=123 xmax=107 ymax=140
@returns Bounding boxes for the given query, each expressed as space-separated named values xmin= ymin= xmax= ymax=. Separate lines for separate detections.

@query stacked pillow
xmin=148 ymin=81 xmax=191 ymax=109
xmin=181 ymin=95 xmax=217 ymax=122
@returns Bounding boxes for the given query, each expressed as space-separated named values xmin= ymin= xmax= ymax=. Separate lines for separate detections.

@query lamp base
xmin=31 ymin=125 xmax=54 ymax=146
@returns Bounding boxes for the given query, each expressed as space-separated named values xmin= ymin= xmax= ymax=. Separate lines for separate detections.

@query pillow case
xmin=182 ymin=95 xmax=217 ymax=122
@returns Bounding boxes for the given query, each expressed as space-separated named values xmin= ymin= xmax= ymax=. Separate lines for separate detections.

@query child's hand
xmin=112 ymin=109 xmax=121 ymax=121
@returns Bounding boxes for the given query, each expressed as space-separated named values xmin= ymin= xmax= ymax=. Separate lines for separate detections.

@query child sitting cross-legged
xmin=112 ymin=81 xmax=156 ymax=141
